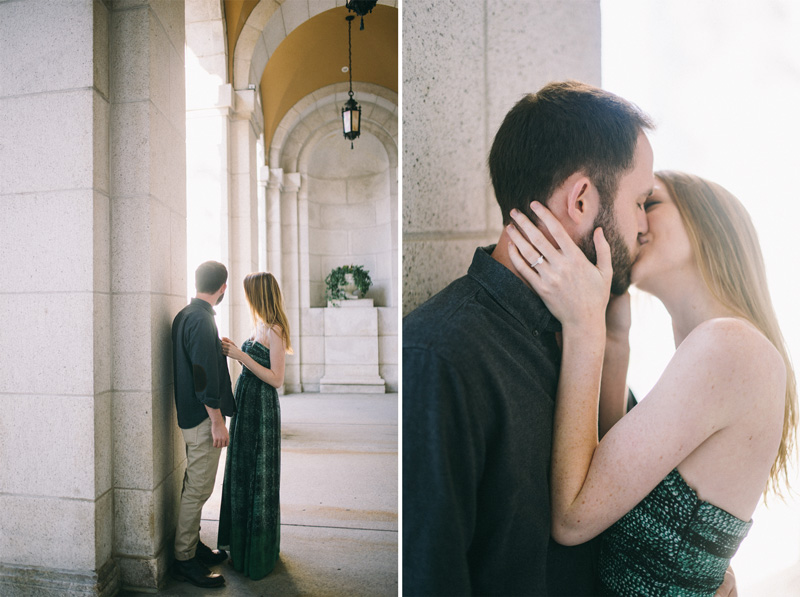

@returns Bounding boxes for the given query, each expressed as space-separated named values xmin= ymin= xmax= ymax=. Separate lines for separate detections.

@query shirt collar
xmin=191 ymin=297 xmax=216 ymax=316
xmin=468 ymin=245 xmax=561 ymax=334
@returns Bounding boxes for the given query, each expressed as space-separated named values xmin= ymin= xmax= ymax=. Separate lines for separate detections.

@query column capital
xmin=267 ymin=168 xmax=284 ymax=189
xmin=258 ymin=165 xmax=271 ymax=186
xmin=283 ymin=172 xmax=301 ymax=193
xmin=298 ymin=173 xmax=309 ymax=200
xmin=186 ymin=83 xmax=234 ymax=118
xmin=233 ymin=88 xmax=264 ymax=137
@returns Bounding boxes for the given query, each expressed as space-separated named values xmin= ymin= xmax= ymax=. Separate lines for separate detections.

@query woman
xmin=507 ymin=171 xmax=796 ymax=595
xmin=218 ymin=272 xmax=293 ymax=580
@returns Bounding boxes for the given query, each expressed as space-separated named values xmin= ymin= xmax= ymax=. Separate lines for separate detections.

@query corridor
xmin=122 ymin=393 xmax=398 ymax=596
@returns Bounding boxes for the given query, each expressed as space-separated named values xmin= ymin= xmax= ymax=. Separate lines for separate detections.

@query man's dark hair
xmin=488 ymin=81 xmax=654 ymax=225
xmin=195 ymin=261 xmax=228 ymax=294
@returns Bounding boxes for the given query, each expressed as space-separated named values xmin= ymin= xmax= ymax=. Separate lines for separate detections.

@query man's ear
xmin=565 ymin=174 xmax=599 ymax=227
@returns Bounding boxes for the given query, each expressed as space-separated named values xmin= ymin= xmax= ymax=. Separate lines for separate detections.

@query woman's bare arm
xmin=551 ymin=319 xmax=778 ymax=545
xmin=599 ymin=294 xmax=632 ymax=438
xmin=222 ymin=326 xmax=286 ymax=388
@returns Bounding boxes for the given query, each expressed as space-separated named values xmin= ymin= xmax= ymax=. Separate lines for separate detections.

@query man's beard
xmin=215 ymin=292 xmax=225 ymax=305
xmin=577 ymin=202 xmax=633 ymax=295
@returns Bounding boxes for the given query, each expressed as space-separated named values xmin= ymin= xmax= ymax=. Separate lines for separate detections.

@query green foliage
xmin=324 ymin=264 xmax=372 ymax=302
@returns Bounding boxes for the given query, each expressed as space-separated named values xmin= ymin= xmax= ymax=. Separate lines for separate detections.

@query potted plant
xmin=325 ymin=264 xmax=372 ymax=303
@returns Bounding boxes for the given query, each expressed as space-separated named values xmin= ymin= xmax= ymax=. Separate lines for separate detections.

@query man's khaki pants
xmin=174 ymin=418 xmax=222 ymax=561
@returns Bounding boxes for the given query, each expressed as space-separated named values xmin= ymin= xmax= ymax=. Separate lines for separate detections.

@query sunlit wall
xmin=602 ymin=1 xmax=800 ymax=593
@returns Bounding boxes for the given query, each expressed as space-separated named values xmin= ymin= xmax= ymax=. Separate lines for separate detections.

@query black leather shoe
xmin=196 ymin=541 xmax=228 ymax=567
xmin=171 ymin=557 xmax=225 ymax=588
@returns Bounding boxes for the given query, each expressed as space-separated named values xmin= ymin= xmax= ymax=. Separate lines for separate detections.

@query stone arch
xmin=233 ymin=0 xmax=398 ymax=91
xmin=224 ymin=0 xmax=398 ymax=393
xmin=271 ymin=83 xmax=397 ymax=307
xmin=275 ymin=82 xmax=398 ymax=171
xmin=259 ymin=82 xmax=398 ymax=391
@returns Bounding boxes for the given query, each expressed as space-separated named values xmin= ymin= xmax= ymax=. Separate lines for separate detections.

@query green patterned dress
xmin=218 ymin=340 xmax=281 ymax=579
xmin=598 ymin=468 xmax=752 ymax=596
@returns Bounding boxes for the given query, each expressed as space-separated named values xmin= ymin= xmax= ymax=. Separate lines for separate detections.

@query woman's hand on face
xmin=221 ymin=337 xmax=244 ymax=361
xmin=507 ymin=201 xmax=612 ymax=332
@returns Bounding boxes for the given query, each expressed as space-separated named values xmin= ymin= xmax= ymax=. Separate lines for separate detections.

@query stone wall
xmin=299 ymin=132 xmax=398 ymax=392
xmin=307 ymin=134 xmax=393 ymax=309
xmin=0 ymin=0 xmax=187 ymax=593
xmin=402 ymin=0 xmax=602 ymax=315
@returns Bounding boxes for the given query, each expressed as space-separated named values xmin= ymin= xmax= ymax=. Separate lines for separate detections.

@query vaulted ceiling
xmin=223 ymin=1 xmax=398 ymax=147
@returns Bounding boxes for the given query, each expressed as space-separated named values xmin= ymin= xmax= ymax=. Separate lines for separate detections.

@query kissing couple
xmin=403 ymin=81 xmax=795 ymax=596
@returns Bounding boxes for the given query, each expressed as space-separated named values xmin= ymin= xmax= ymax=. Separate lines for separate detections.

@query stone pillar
xmin=298 ymin=174 xmax=311 ymax=313
xmin=185 ymin=0 xmax=232 ymax=336
xmin=0 ymin=2 xmax=118 ymax=594
xmin=281 ymin=173 xmax=303 ymax=393
xmin=0 ymin=0 xmax=186 ymax=594
xmin=229 ymin=89 xmax=262 ymax=376
xmin=258 ymin=165 xmax=269 ymax=272
xmin=107 ymin=0 xmax=187 ymax=589
xmin=266 ymin=167 xmax=284 ymax=284
xmin=185 ymin=83 xmax=233 ymax=335
xmin=296 ymin=174 xmax=314 ymax=392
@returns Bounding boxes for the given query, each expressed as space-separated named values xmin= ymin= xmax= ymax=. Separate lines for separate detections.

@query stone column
xmin=296 ymin=174 xmax=313 ymax=391
xmin=266 ymin=167 xmax=284 ymax=284
xmin=0 ymin=2 xmax=118 ymax=594
xmin=281 ymin=173 xmax=303 ymax=393
xmin=229 ymin=89 xmax=262 ymax=375
xmin=298 ymin=173 xmax=311 ymax=313
xmin=185 ymin=83 xmax=233 ymax=335
xmin=258 ymin=165 xmax=269 ymax=272
xmin=185 ymin=0 xmax=232 ymax=336
xmin=0 ymin=0 xmax=187 ymax=594
xmin=107 ymin=0 xmax=187 ymax=589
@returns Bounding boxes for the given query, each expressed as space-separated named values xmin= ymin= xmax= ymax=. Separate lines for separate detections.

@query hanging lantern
xmin=341 ymin=15 xmax=361 ymax=149
xmin=342 ymin=93 xmax=361 ymax=148
xmin=345 ymin=0 xmax=378 ymax=30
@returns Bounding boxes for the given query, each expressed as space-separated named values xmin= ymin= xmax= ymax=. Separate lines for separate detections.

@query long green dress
xmin=218 ymin=340 xmax=281 ymax=579
xmin=598 ymin=468 xmax=752 ymax=596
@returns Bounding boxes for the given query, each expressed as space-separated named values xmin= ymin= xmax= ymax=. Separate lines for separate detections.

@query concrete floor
xmin=122 ymin=393 xmax=398 ymax=596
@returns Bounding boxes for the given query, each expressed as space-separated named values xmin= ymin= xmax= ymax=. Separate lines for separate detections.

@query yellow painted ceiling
xmin=224 ymin=1 xmax=398 ymax=150
xmin=224 ymin=0 xmax=260 ymax=84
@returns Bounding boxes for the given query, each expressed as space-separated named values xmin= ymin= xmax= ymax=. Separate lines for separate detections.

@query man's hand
xmin=210 ymin=417 xmax=229 ymax=448
xmin=714 ymin=565 xmax=737 ymax=597
xmin=206 ymin=407 xmax=229 ymax=448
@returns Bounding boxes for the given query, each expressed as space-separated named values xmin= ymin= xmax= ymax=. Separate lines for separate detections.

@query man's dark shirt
xmin=403 ymin=246 xmax=598 ymax=596
xmin=172 ymin=298 xmax=235 ymax=429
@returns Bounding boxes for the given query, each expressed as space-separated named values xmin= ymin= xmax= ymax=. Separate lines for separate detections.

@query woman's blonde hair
xmin=656 ymin=170 xmax=797 ymax=495
xmin=243 ymin=272 xmax=293 ymax=354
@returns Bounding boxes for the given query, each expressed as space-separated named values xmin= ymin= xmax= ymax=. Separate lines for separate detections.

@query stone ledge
xmin=319 ymin=384 xmax=386 ymax=394
xmin=0 ymin=558 xmax=119 ymax=597
xmin=326 ymin=298 xmax=374 ymax=308
xmin=319 ymin=375 xmax=386 ymax=394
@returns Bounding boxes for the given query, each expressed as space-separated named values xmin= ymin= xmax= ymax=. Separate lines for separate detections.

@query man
xmin=171 ymin=260 xmax=236 ymax=588
xmin=402 ymin=81 xmax=654 ymax=595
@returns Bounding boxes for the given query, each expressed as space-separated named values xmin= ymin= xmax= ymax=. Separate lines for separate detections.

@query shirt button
xmin=533 ymin=330 xmax=539 ymax=337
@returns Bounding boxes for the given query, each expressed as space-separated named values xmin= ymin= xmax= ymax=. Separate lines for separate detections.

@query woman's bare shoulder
xmin=679 ymin=317 xmax=785 ymax=391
